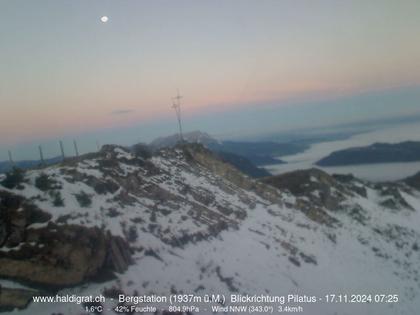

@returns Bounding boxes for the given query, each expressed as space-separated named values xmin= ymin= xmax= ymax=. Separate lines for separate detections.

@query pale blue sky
xmin=1 ymin=0 xmax=420 ymax=159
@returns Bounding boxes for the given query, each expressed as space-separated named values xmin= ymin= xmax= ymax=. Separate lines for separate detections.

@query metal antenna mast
xmin=38 ymin=145 xmax=45 ymax=166
xmin=73 ymin=140 xmax=79 ymax=157
xmin=59 ymin=140 xmax=65 ymax=161
xmin=8 ymin=150 xmax=14 ymax=166
xmin=172 ymin=89 xmax=184 ymax=143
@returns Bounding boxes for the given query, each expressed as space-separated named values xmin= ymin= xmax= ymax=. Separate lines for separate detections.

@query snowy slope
xmin=1 ymin=144 xmax=419 ymax=315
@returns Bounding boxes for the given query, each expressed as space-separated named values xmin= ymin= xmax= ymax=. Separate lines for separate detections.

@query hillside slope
xmin=0 ymin=144 xmax=419 ymax=315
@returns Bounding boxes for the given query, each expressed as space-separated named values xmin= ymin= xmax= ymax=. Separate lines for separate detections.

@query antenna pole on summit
xmin=8 ymin=150 xmax=13 ymax=166
xmin=73 ymin=140 xmax=79 ymax=157
xmin=172 ymin=89 xmax=184 ymax=143
xmin=59 ymin=140 xmax=65 ymax=161
xmin=38 ymin=145 xmax=45 ymax=166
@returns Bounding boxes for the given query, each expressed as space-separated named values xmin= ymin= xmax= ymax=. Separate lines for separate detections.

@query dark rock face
xmin=131 ymin=143 xmax=152 ymax=159
xmin=0 ymin=191 xmax=132 ymax=289
xmin=405 ymin=171 xmax=420 ymax=190
xmin=375 ymin=183 xmax=414 ymax=210
xmin=0 ymin=191 xmax=52 ymax=248
xmin=261 ymin=169 xmax=364 ymax=227
xmin=106 ymin=234 xmax=133 ymax=274
xmin=261 ymin=168 xmax=374 ymax=209
xmin=0 ymin=224 xmax=108 ymax=287
xmin=262 ymin=168 xmax=336 ymax=195
xmin=0 ymin=287 xmax=42 ymax=311
xmin=261 ymin=168 xmax=347 ymax=210
xmin=0 ymin=224 xmax=132 ymax=288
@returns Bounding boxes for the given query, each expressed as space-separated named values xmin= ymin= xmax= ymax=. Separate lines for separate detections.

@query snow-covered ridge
xmin=0 ymin=144 xmax=419 ymax=315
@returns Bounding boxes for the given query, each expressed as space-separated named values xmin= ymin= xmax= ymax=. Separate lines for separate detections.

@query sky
xmin=1 ymin=0 xmax=420 ymax=160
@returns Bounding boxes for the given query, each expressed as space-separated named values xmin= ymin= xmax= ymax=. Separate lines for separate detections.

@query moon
xmin=100 ymin=16 xmax=109 ymax=23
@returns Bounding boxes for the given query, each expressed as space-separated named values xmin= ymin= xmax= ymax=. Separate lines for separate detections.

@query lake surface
xmin=264 ymin=122 xmax=420 ymax=182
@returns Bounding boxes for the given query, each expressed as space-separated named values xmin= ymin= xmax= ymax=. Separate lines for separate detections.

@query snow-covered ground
xmin=1 ymin=145 xmax=420 ymax=315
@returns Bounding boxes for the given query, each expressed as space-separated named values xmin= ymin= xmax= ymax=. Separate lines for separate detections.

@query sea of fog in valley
xmin=265 ymin=122 xmax=420 ymax=182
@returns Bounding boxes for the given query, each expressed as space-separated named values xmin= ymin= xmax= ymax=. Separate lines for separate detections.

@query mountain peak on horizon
xmin=149 ymin=130 xmax=220 ymax=149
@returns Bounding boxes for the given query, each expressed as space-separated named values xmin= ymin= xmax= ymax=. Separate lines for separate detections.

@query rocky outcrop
xmin=106 ymin=234 xmax=133 ymax=274
xmin=0 ymin=224 xmax=132 ymax=288
xmin=182 ymin=143 xmax=282 ymax=204
xmin=261 ymin=169 xmax=360 ymax=227
xmin=405 ymin=171 xmax=420 ymax=190
xmin=0 ymin=191 xmax=132 ymax=289
xmin=0 ymin=287 xmax=42 ymax=311
xmin=262 ymin=168 xmax=418 ymax=227
xmin=0 ymin=190 xmax=52 ymax=248
xmin=0 ymin=224 xmax=108 ymax=287
xmin=263 ymin=168 xmax=339 ymax=196
xmin=262 ymin=168 xmax=348 ymax=209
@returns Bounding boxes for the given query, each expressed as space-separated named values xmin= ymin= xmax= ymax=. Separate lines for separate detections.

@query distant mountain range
xmin=207 ymin=140 xmax=303 ymax=165
xmin=150 ymin=131 xmax=307 ymax=163
xmin=317 ymin=141 xmax=420 ymax=166
xmin=150 ymin=130 xmax=221 ymax=148
xmin=150 ymin=131 xmax=309 ymax=177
